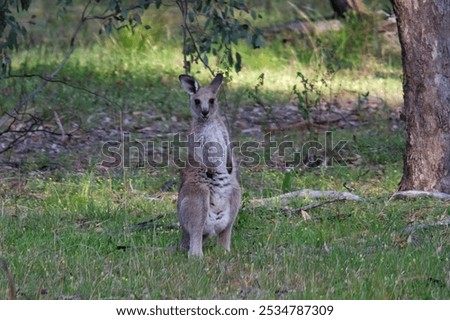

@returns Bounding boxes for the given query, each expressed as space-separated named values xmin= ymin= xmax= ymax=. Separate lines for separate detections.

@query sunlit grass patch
xmin=1 ymin=156 xmax=449 ymax=299
xmin=3 ymin=0 xmax=448 ymax=301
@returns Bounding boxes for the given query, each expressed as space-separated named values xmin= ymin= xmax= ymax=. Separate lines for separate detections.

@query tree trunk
xmin=391 ymin=1 xmax=450 ymax=194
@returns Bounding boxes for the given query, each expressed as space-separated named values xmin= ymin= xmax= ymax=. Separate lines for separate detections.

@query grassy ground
xmin=1 ymin=130 xmax=449 ymax=299
xmin=1 ymin=0 xmax=449 ymax=300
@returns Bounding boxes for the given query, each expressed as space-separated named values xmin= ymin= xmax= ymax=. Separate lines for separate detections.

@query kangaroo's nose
xmin=201 ymin=109 xmax=209 ymax=117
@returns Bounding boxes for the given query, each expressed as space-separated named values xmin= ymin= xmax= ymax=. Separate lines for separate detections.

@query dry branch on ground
xmin=249 ymin=189 xmax=361 ymax=209
xmin=391 ymin=190 xmax=450 ymax=201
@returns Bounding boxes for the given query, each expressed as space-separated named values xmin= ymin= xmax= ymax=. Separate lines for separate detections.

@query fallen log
xmin=391 ymin=190 xmax=450 ymax=201
xmin=249 ymin=189 xmax=361 ymax=209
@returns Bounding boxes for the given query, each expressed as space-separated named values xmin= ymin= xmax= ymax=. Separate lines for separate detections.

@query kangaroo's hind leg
xmin=178 ymin=186 xmax=209 ymax=258
xmin=218 ymin=185 xmax=241 ymax=252
xmin=218 ymin=224 xmax=232 ymax=252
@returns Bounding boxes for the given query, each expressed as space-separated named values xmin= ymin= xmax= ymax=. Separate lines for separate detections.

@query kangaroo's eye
xmin=194 ymin=99 xmax=201 ymax=106
xmin=209 ymin=98 xmax=215 ymax=104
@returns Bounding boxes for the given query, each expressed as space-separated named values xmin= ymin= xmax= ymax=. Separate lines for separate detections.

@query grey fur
xmin=177 ymin=74 xmax=241 ymax=258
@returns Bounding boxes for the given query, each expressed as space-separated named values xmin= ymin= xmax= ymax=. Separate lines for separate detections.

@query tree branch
xmin=7 ymin=73 xmax=118 ymax=107
xmin=391 ymin=190 xmax=450 ymax=201
xmin=176 ymin=0 xmax=189 ymax=74
xmin=0 ymin=110 xmax=76 ymax=154
xmin=249 ymin=189 xmax=361 ymax=209
xmin=279 ymin=197 xmax=352 ymax=218
xmin=84 ymin=0 xmax=157 ymax=21
xmin=0 ymin=1 xmax=91 ymax=130
xmin=176 ymin=0 xmax=214 ymax=75
xmin=53 ymin=111 xmax=66 ymax=142
xmin=0 ymin=0 xmax=155 ymax=131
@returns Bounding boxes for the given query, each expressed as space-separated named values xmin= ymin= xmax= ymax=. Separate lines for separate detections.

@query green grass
xmin=1 ymin=0 xmax=403 ymax=118
xmin=1 ymin=170 xmax=449 ymax=299
xmin=1 ymin=1 xmax=449 ymax=300
xmin=1 ymin=126 xmax=449 ymax=299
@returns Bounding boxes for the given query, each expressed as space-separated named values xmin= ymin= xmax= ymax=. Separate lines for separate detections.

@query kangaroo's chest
xmin=192 ymin=124 xmax=229 ymax=170
xmin=202 ymin=170 xmax=234 ymax=236
xmin=190 ymin=121 xmax=234 ymax=236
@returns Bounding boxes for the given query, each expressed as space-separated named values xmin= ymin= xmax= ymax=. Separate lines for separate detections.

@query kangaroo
xmin=177 ymin=73 xmax=241 ymax=258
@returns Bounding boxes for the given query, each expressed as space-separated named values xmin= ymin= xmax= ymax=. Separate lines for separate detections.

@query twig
xmin=127 ymin=214 xmax=164 ymax=232
xmin=391 ymin=190 xmax=450 ymax=201
xmin=126 ymin=214 xmax=179 ymax=232
xmin=53 ymin=111 xmax=66 ymax=142
xmin=7 ymin=73 xmax=118 ymax=107
xmin=176 ymin=0 xmax=189 ymax=74
xmin=186 ymin=22 xmax=215 ymax=76
xmin=0 ymin=112 xmax=19 ymax=135
xmin=0 ymin=112 xmax=42 ymax=154
xmin=84 ymin=1 xmax=157 ymax=21
xmin=176 ymin=0 xmax=214 ymax=75
xmin=2 ymin=127 xmax=73 ymax=136
xmin=0 ymin=110 xmax=78 ymax=154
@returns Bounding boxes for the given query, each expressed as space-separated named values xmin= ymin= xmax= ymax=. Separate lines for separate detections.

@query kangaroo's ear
xmin=209 ymin=73 xmax=223 ymax=92
xmin=179 ymin=75 xmax=200 ymax=95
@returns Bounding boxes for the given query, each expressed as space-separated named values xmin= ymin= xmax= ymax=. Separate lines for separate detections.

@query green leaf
xmin=202 ymin=54 xmax=209 ymax=67
xmin=235 ymin=51 xmax=242 ymax=73
xmin=227 ymin=50 xmax=233 ymax=66
xmin=204 ymin=16 xmax=212 ymax=29
xmin=19 ymin=0 xmax=33 ymax=11
xmin=138 ymin=0 xmax=151 ymax=9
xmin=188 ymin=10 xmax=195 ymax=23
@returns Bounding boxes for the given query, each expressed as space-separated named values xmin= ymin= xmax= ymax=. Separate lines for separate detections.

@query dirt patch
xmin=0 ymin=96 xmax=403 ymax=176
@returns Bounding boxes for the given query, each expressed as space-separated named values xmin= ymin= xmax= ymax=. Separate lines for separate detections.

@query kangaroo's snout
xmin=201 ymin=109 xmax=209 ymax=118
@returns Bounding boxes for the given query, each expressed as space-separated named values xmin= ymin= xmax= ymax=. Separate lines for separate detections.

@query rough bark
xmin=391 ymin=1 xmax=450 ymax=193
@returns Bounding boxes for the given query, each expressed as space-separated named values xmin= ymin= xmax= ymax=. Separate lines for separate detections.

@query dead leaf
xmin=301 ymin=210 xmax=312 ymax=221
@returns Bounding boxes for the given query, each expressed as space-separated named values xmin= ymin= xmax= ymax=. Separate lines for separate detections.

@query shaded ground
xmin=0 ymin=94 xmax=403 ymax=178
